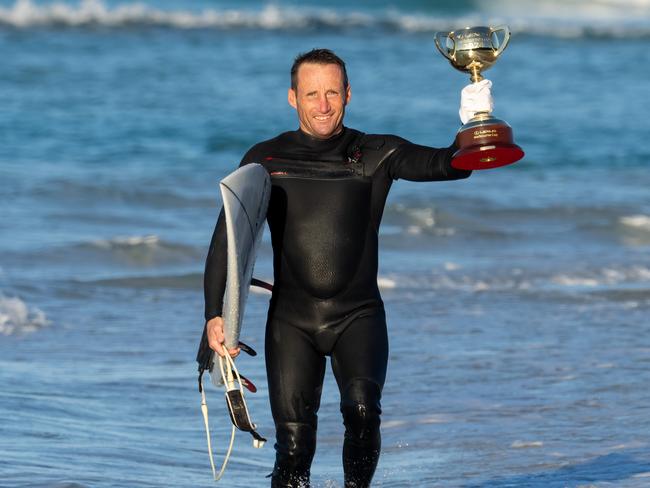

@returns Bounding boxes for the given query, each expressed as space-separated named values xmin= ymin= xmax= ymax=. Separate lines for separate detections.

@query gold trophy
xmin=434 ymin=25 xmax=524 ymax=170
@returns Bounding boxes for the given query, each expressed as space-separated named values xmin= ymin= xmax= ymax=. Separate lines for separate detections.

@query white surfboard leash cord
xmin=199 ymin=351 xmax=266 ymax=481
xmin=200 ymin=384 xmax=235 ymax=481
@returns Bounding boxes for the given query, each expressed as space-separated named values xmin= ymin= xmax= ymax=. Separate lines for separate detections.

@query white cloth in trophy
xmin=459 ymin=79 xmax=494 ymax=124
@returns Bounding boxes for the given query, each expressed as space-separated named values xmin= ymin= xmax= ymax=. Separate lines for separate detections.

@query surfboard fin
xmin=213 ymin=371 xmax=258 ymax=393
xmin=239 ymin=373 xmax=257 ymax=393
xmin=238 ymin=341 xmax=257 ymax=357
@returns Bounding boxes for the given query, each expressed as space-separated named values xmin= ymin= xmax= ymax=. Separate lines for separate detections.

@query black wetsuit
xmin=204 ymin=127 xmax=470 ymax=487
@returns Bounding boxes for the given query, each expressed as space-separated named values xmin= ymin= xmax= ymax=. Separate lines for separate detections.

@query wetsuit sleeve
xmin=203 ymin=146 xmax=263 ymax=321
xmin=203 ymin=208 xmax=227 ymax=321
xmin=383 ymin=141 xmax=471 ymax=181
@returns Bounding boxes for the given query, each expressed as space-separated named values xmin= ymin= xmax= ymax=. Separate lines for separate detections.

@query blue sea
xmin=1 ymin=0 xmax=650 ymax=486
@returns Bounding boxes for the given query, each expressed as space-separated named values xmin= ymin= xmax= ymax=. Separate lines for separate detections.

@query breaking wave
xmin=1 ymin=0 xmax=650 ymax=38
xmin=0 ymin=294 xmax=49 ymax=335
xmin=377 ymin=264 xmax=650 ymax=304
xmin=621 ymin=214 xmax=650 ymax=231
xmin=82 ymin=271 xmax=203 ymax=289
xmin=9 ymin=235 xmax=205 ymax=269
xmin=59 ymin=261 xmax=650 ymax=308
xmin=82 ymin=235 xmax=202 ymax=266
xmin=37 ymin=178 xmax=216 ymax=209
xmin=382 ymin=204 xmax=458 ymax=238
xmin=551 ymin=265 xmax=650 ymax=288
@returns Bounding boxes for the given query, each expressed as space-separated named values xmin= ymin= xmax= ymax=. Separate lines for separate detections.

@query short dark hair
xmin=290 ymin=48 xmax=348 ymax=91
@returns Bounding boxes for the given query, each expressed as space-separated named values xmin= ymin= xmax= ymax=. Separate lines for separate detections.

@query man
xmin=203 ymin=49 xmax=490 ymax=487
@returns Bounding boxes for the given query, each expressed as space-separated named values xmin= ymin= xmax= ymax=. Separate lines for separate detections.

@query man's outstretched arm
xmin=387 ymin=140 xmax=471 ymax=181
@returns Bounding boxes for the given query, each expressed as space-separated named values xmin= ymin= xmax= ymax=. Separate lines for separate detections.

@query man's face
xmin=288 ymin=62 xmax=351 ymax=139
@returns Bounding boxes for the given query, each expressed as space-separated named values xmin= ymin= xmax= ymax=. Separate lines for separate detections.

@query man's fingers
xmin=209 ymin=343 xmax=238 ymax=358
xmin=208 ymin=337 xmax=225 ymax=356
xmin=207 ymin=320 xmax=227 ymax=356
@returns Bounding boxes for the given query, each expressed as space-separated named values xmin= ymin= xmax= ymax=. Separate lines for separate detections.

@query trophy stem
xmin=470 ymin=66 xmax=483 ymax=83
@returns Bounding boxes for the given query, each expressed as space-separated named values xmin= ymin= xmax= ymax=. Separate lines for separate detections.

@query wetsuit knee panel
xmin=340 ymin=382 xmax=383 ymax=488
xmin=340 ymin=378 xmax=382 ymax=412
xmin=340 ymin=379 xmax=382 ymax=440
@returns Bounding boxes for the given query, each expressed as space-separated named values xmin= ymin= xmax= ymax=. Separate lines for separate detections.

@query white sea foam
xmin=406 ymin=208 xmax=435 ymax=228
xmin=92 ymin=234 xmax=160 ymax=249
xmin=511 ymin=440 xmax=544 ymax=448
xmin=80 ymin=234 xmax=204 ymax=267
xmin=0 ymin=0 xmax=369 ymax=29
xmin=1 ymin=0 xmax=649 ymax=38
xmin=418 ymin=413 xmax=452 ymax=424
xmin=384 ymin=265 xmax=650 ymax=294
xmin=0 ymin=294 xmax=49 ymax=335
xmin=382 ymin=419 xmax=408 ymax=429
xmin=376 ymin=264 xmax=649 ymax=293
xmin=393 ymin=205 xmax=456 ymax=237
xmin=382 ymin=413 xmax=451 ymax=429
xmin=380 ymin=271 xmax=534 ymax=293
xmin=433 ymin=274 xmax=532 ymax=292
xmin=552 ymin=265 xmax=650 ymax=288
xmin=552 ymin=276 xmax=601 ymax=287
xmin=488 ymin=0 xmax=650 ymax=18
xmin=621 ymin=214 xmax=650 ymax=231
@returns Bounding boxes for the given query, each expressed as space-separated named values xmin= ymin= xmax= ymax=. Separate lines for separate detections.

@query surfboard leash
xmin=200 ymin=381 xmax=235 ymax=481
xmin=199 ymin=352 xmax=266 ymax=481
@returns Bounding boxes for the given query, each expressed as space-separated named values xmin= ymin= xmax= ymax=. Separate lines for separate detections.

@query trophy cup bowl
xmin=434 ymin=26 xmax=524 ymax=170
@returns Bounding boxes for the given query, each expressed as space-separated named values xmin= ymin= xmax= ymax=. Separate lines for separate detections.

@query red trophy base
xmin=451 ymin=115 xmax=524 ymax=170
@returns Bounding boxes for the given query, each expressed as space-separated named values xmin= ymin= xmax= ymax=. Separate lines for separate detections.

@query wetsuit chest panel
xmin=267 ymin=175 xmax=372 ymax=300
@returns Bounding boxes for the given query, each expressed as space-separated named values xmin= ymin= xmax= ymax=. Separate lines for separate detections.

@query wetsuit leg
xmin=266 ymin=318 xmax=326 ymax=488
xmin=331 ymin=311 xmax=389 ymax=488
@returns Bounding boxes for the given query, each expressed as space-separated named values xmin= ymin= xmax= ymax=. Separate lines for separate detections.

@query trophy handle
xmin=490 ymin=25 xmax=511 ymax=58
xmin=434 ymin=31 xmax=455 ymax=61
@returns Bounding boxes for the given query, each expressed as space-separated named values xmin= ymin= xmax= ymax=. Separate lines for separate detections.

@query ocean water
xmin=1 ymin=0 xmax=650 ymax=486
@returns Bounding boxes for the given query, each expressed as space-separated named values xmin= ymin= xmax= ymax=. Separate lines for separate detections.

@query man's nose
xmin=318 ymin=94 xmax=330 ymax=113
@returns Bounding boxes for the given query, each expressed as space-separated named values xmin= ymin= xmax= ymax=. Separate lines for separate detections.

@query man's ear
xmin=345 ymin=84 xmax=351 ymax=106
xmin=288 ymin=88 xmax=297 ymax=109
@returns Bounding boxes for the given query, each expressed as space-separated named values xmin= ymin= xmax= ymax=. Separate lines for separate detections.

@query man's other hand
xmin=206 ymin=316 xmax=240 ymax=358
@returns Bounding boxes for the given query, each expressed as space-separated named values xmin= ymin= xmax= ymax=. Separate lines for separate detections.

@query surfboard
xmin=195 ymin=163 xmax=270 ymax=476
xmin=217 ymin=163 xmax=271 ymax=351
